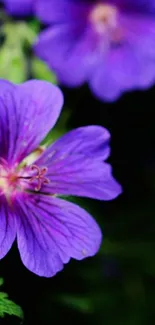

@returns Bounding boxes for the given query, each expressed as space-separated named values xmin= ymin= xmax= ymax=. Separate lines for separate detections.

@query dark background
xmin=1 ymin=84 xmax=155 ymax=325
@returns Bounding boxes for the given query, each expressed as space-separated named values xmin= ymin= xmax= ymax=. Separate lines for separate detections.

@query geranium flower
xmin=34 ymin=0 xmax=155 ymax=101
xmin=0 ymin=79 xmax=122 ymax=277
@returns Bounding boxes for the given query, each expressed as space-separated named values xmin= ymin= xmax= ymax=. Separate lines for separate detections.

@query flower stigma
xmin=29 ymin=165 xmax=50 ymax=191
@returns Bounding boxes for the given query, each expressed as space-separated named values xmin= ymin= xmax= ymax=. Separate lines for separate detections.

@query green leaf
xmin=27 ymin=18 xmax=41 ymax=35
xmin=0 ymin=46 xmax=27 ymax=83
xmin=32 ymin=57 xmax=57 ymax=84
xmin=0 ymin=278 xmax=23 ymax=319
xmin=3 ymin=22 xmax=38 ymax=46
xmin=0 ymin=20 xmax=40 ymax=83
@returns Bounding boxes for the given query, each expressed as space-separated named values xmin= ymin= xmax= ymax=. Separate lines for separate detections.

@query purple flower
xmin=2 ymin=0 xmax=33 ymax=16
xmin=0 ymin=79 xmax=121 ymax=277
xmin=34 ymin=0 xmax=155 ymax=102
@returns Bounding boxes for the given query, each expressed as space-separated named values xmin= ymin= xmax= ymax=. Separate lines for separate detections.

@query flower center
xmin=0 ymin=158 xmax=50 ymax=200
xmin=0 ymin=159 xmax=20 ymax=198
xmin=89 ymin=3 xmax=124 ymax=45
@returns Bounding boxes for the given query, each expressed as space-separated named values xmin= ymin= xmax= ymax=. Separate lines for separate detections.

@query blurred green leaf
xmin=32 ymin=57 xmax=57 ymax=84
xmin=0 ymin=46 xmax=27 ymax=83
xmin=60 ymin=295 xmax=92 ymax=313
xmin=0 ymin=278 xmax=23 ymax=319
xmin=0 ymin=20 xmax=38 ymax=82
xmin=28 ymin=18 xmax=41 ymax=35
xmin=3 ymin=22 xmax=37 ymax=46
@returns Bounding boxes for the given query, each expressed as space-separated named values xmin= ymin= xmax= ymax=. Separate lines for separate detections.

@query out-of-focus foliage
xmin=32 ymin=57 xmax=57 ymax=84
xmin=0 ymin=24 xmax=27 ymax=83
xmin=0 ymin=278 xmax=23 ymax=319
xmin=0 ymin=11 xmax=35 ymax=82
xmin=0 ymin=12 xmax=57 ymax=84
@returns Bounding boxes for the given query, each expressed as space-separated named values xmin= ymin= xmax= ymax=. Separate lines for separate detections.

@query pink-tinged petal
xmin=0 ymin=199 xmax=16 ymax=259
xmin=34 ymin=24 xmax=99 ymax=87
xmin=4 ymin=0 xmax=33 ymax=16
xmin=48 ymin=126 xmax=111 ymax=160
xmin=0 ymin=79 xmax=63 ymax=163
xmin=15 ymin=195 xmax=101 ymax=277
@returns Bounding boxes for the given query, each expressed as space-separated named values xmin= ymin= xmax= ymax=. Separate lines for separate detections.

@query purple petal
xmin=35 ymin=0 xmax=91 ymax=24
xmin=35 ymin=0 xmax=155 ymax=24
xmin=0 ymin=199 xmax=16 ymax=259
xmin=48 ymin=126 xmax=111 ymax=160
xmin=15 ymin=195 xmax=101 ymax=277
xmin=89 ymin=53 xmax=122 ymax=102
xmin=36 ymin=126 xmax=122 ymax=200
xmin=34 ymin=24 xmax=99 ymax=87
xmin=4 ymin=0 xmax=33 ymax=16
xmin=113 ymin=0 xmax=155 ymax=14
xmin=121 ymin=13 xmax=155 ymax=60
xmin=89 ymin=13 xmax=155 ymax=101
xmin=0 ymin=79 xmax=63 ymax=163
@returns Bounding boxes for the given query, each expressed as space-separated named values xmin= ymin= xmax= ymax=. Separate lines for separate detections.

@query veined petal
xmin=0 ymin=199 xmax=16 ymax=259
xmin=15 ymin=195 xmax=102 ymax=277
xmin=36 ymin=126 xmax=122 ymax=200
xmin=45 ymin=126 xmax=111 ymax=161
xmin=45 ymin=158 xmax=121 ymax=200
xmin=0 ymin=79 xmax=63 ymax=163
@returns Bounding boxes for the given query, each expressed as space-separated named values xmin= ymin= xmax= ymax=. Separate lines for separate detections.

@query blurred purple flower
xmin=0 ymin=79 xmax=121 ymax=277
xmin=3 ymin=0 xmax=33 ymax=16
xmin=34 ymin=0 xmax=155 ymax=102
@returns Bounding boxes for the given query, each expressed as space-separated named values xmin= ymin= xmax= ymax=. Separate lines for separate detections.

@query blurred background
xmin=0 ymin=2 xmax=155 ymax=325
